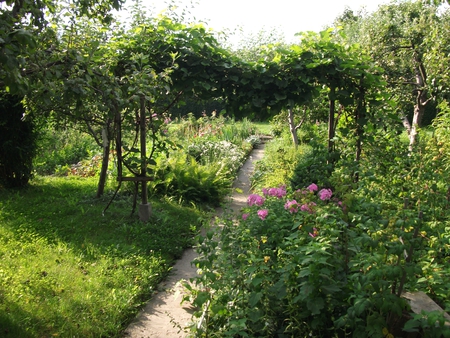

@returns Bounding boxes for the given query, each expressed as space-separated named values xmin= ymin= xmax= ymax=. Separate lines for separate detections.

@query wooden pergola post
xmin=104 ymin=96 xmax=153 ymax=221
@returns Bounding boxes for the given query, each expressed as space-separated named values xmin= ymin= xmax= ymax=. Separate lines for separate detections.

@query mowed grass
xmin=252 ymin=122 xmax=272 ymax=135
xmin=0 ymin=176 xmax=206 ymax=337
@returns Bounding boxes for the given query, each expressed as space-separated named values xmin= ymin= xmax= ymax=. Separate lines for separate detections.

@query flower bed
xmin=188 ymin=183 xmax=450 ymax=337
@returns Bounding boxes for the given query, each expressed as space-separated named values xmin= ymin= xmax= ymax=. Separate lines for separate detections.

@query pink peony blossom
xmin=307 ymin=183 xmax=318 ymax=192
xmin=247 ymin=194 xmax=265 ymax=206
xmin=284 ymin=200 xmax=299 ymax=213
xmin=318 ymin=188 xmax=333 ymax=201
xmin=300 ymin=202 xmax=316 ymax=214
xmin=300 ymin=204 xmax=311 ymax=212
xmin=262 ymin=186 xmax=286 ymax=198
xmin=242 ymin=213 xmax=249 ymax=221
xmin=257 ymin=209 xmax=269 ymax=220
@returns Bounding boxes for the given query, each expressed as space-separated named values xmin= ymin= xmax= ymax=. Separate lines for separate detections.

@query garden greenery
xmin=186 ymin=111 xmax=450 ymax=337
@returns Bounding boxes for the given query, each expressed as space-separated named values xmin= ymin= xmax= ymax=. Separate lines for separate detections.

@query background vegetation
xmin=1 ymin=0 xmax=450 ymax=337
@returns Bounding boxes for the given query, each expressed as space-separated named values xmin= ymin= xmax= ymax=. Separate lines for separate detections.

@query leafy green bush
xmin=251 ymin=135 xmax=305 ymax=190
xmin=0 ymin=94 xmax=37 ymax=188
xmin=188 ymin=177 xmax=450 ymax=337
xmin=153 ymin=117 xmax=257 ymax=205
xmin=290 ymin=140 xmax=334 ymax=190
xmin=150 ymin=150 xmax=233 ymax=206
xmin=186 ymin=140 xmax=246 ymax=175
xmin=34 ymin=126 xmax=99 ymax=175
xmin=432 ymin=100 xmax=450 ymax=172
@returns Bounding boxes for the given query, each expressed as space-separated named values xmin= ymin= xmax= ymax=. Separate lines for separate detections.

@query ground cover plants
xmin=0 ymin=114 xmax=261 ymax=337
xmin=187 ymin=111 xmax=450 ymax=337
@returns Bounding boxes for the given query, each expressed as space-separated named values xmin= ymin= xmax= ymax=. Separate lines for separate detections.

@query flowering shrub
xmin=189 ymin=179 xmax=450 ymax=337
xmin=257 ymin=209 xmax=269 ymax=220
xmin=262 ymin=185 xmax=286 ymax=198
xmin=190 ymin=184 xmax=354 ymax=337
xmin=186 ymin=140 xmax=246 ymax=177
xmin=318 ymin=188 xmax=333 ymax=200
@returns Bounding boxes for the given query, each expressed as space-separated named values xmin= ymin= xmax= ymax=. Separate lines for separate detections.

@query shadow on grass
xmin=0 ymin=304 xmax=35 ymax=338
xmin=0 ymin=176 xmax=207 ymax=337
xmin=1 ymin=176 xmax=203 ymax=258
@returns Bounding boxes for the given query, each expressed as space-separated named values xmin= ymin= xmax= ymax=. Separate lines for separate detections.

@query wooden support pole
xmin=140 ymin=95 xmax=148 ymax=205
xmin=139 ymin=95 xmax=151 ymax=222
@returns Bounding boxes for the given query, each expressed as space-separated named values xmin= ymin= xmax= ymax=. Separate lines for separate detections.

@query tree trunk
xmin=288 ymin=108 xmax=299 ymax=148
xmin=409 ymin=51 xmax=429 ymax=151
xmin=409 ymin=99 xmax=426 ymax=151
xmin=140 ymin=95 xmax=148 ymax=206
xmin=96 ymin=120 xmax=112 ymax=198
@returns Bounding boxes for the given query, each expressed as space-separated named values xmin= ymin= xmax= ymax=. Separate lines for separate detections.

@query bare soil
xmin=123 ymin=146 xmax=265 ymax=338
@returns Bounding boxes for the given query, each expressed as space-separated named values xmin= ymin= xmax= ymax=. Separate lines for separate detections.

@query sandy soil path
xmin=123 ymin=145 xmax=265 ymax=338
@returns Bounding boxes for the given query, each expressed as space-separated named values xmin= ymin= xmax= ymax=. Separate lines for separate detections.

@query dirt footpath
xmin=123 ymin=145 xmax=265 ymax=338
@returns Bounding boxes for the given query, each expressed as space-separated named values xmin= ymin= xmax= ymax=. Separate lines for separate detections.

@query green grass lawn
xmin=252 ymin=122 xmax=272 ymax=135
xmin=0 ymin=176 xmax=206 ymax=337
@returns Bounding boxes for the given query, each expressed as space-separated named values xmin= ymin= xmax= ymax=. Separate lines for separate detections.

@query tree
xmin=0 ymin=0 xmax=127 ymax=189
xmin=0 ymin=92 xmax=36 ymax=187
xmin=0 ymin=0 xmax=124 ymax=94
xmin=336 ymin=0 xmax=447 ymax=150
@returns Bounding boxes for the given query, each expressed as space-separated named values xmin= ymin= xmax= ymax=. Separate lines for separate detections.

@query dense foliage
xmin=149 ymin=114 xmax=258 ymax=205
xmin=188 ymin=114 xmax=450 ymax=337
xmin=1 ymin=0 xmax=450 ymax=336
xmin=0 ymin=93 xmax=36 ymax=187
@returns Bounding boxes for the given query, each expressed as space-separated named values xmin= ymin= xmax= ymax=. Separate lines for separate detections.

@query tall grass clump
xmin=168 ymin=112 xmax=257 ymax=146
xmin=251 ymin=134 xmax=308 ymax=190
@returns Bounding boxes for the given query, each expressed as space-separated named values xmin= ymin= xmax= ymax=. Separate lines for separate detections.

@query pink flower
xmin=257 ymin=209 xmax=269 ymax=220
xmin=300 ymin=204 xmax=310 ymax=212
xmin=247 ymin=194 xmax=265 ymax=206
xmin=295 ymin=188 xmax=309 ymax=195
xmin=318 ymin=188 xmax=333 ymax=201
xmin=262 ymin=186 xmax=286 ymax=198
xmin=284 ymin=200 xmax=299 ymax=213
xmin=242 ymin=213 xmax=249 ymax=221
xmin=309 ymin=227 xmax=318 ymax=238
xmin=300 ymin=202 xmax=316 ymax=214
xmin=307 ymin=183 xmax=318 ymax=192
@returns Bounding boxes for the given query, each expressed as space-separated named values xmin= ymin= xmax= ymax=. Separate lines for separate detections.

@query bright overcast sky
xmin=122 ymin=0 xmax=391 ymax=44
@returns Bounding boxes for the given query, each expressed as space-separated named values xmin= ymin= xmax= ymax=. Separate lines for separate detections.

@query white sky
xmin=122 ymin=0 xmax=391 ymax=44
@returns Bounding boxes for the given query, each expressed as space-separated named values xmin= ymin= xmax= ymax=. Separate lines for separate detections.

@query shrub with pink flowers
xmin=191 ymin=177 xmax=450 ymax=337
xmin=189 ymin=113 xmax=450 ymax=337
xmin=192 ymin=183 xmax=349 ymax=337
xmin=247 ymin=193 xmax=265 ymax=207
xmin=318 ymin=188 xmax=333 ymax=201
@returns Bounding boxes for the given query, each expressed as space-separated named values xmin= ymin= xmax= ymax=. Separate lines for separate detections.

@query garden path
xmin=123 ymin=144 xmax=265 ymax=338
